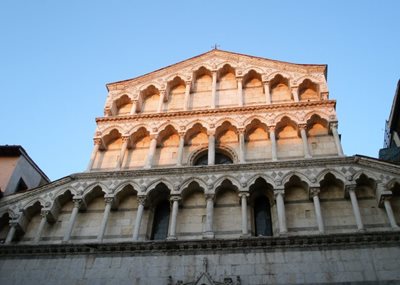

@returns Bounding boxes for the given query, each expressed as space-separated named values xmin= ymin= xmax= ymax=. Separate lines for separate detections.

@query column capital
xmin=185 ymin=80 xmax=192 ymax=86
xmin=40 ymin=209 xmax=50 ymax=219
xmin=9 ymin=220 xmax=19 ymax=228
xmin=298 ymin=123 xmax=308 ymax=131
xmin=268 ymin=125 xmax=276 ymax=132
xmin=207 ymin=130 xmax=216 ymax=136
xmin=237 ymin=127 xmax=245 ymax=134
xmin=178 ymin=131 xmax=186 ymax=137
xmin=149 ymin=133 xmax=159 ymax=140
xmin=238 ymin=191 xmax=250 ymax=198
xmin=274 ymin=189 xmax=285 ymax=197
xmin=105 ymin=197 xmax=114 ymax=205
xmin=121 ymin=136 xmax=130 ymax=143
xmin=345 ymin=184 xmax=357 ymax=193
xmin=170 ymin=195 xmax=182 ymax=202
xmin=329 ymin=121 xmax=339 ymax=130
xmin=205 ymin=193 xmax=215 ymax=201
xmin=72 ymin=199 xmax=83 ymax=209
xmin=137 ymin=195 xmax=147 ymax=205
xmin=309 ymin=187 xmax=320 ymax=197
xmin=93 ymin=138 xmax=103 ymax=146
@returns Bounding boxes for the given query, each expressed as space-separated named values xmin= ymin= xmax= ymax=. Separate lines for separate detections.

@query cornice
xmin=96 ymin=100 xmax=337 ymax=123
xmin=0 ymin=231 xmax=398 ymax=257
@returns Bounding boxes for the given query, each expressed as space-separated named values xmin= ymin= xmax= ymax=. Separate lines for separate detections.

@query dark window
xmin=254 ymin=196 xmax=273 ymax=236
xmin=15 ymin=178 xmax=28 ymax=193
xmin=194 ymin=152 xmax=233 ymax=165
xmin=151 ymin=200 xmax=170 ymax=240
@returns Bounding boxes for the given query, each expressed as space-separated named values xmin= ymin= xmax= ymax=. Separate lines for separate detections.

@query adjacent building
xmin=0 ymin=50 xmax=399 ymax=284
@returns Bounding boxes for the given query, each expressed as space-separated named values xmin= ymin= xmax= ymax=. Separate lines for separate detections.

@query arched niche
xmin=20 ymin=201 xmax=43 ymax=244
xmin=390 ymin=182 xmax=400 ymax=225
xmin=154 ymin=125 xmax=179 ymax=167
xmin=95 ymin=129 xmax=122 ymax=169
xmin=184 ymin=123 xmax=208 ymax=165
xmin=275 ymin=117 xmax=303 ymax=159
xmin=248 ymin=177 xmax=275 ymax=237
xmin=191 ymin=67 xmax=212 ymax=109
xmin=214 ymin=179 xmax=240 ymax=238
xmin=178 ymin=181 xmax=206 ymax=240
xmin=165 ymin=77 xmax=185 ymax=112
xmin=299 ymin=79 xmax=320 ymax=101
xmin=270 ymin=74 xmax=291 ymax=103
xmin=114 ymin=95 xmax=133 ymax=115
xmin=125 ymin=127 xmax=151 ymax=169
xmin=244 ymin=119 xmax=270 ymax=162
xmin=306 ymin=115 xmax=336 ymax=157
xmin=215 ymin=121 xmax=238 ymax=147
xmin=0 ymin=212 xmax=10 ymax=243
xmin=140 ymin=85 xmax=160 ymax=113
xmin=243 ymin=70 xmax=264 ymax=106
xmin=216 ymin=64 xmax=236 ymax=108
xmin=147 ymin=183 xmax=171 ymax=240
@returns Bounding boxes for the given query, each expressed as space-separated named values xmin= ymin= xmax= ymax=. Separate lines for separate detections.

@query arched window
xmin=193 ymin=151 xmax=233 ymax=166
xmin=151 ymin=200 xmax=170 ymax=240
xmin=254 ymin=196 xmax=272 ymax=236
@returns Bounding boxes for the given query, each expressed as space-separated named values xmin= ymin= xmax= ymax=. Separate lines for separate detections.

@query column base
xmin=357 ymin=228 xmax=366 ymax=232
xmin=167 ymin=236 xmax=177 ymax=241
xmin=202 ymin=232 xmax=215 ymax=239
xmin=278 ymin=231 xmax=288 ymax=237
xmin=240 ymin=233 xmax=251 ymax=238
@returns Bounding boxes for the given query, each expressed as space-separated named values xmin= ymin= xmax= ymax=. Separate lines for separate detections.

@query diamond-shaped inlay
xmin=271 ymin=172 xmax=277 ymax=178
xmin=348 ymin=167 xmax=356 ymax=174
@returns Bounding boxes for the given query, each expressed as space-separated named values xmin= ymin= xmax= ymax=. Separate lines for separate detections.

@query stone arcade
xmin=1 ymin=50 xmax=400 ymax=284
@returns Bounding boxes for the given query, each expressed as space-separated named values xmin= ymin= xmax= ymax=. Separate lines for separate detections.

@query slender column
xmin=167 ymin=195 xmax=181 ymax=240
xmin=237 ymin=77 xmax=243 ymax=107
xmin=203 ymin=194 xmax=215 ymax=238
xmin=208 ymin=131 xmax=215 ymax=165
xmin=330 ymin=122 xmax=344 ymax=156
xmin=176 ymin=132 xmax=185 ymax=166
xmin=144 ymin=134 xmax=158 ymax=169
xmin=63 ymin=199 xmax=82 ymax=242
xmin=183 ymin=81 xmax=191 ymax=111
xmin=238 ymin=128 xmax=246 ymax=163
xmin=87 ymin=138 xmax=102 ymax=171
xmin=292 ymin=87 xmax=299 ymax=102
xmin=117 ymin=136 xmax=129 ymax=169
xmin=158 ymin=90 xmax=166 ymax=113
xmin=299 ymin=124 xmax=312 ymax=158
xmin=211 ymin=71 xmax=217 ymax=109
xmin=5 ymin=221 xmax=18 ymax=244
xmin=269 ymin=126 xmax=277 ymax=161
xmin=310 ymin=187 xmax=324 ymax=233
xmin=347 ymin=185 xmax=364 ymax=231
xmin=263 ymin=80 xmax=271 ymax=104
xmin=33 ymin=210 xmax=49 ymax=244
xmin=130 ymin=100 xmax=137 ymax=114
xmin=239 ymin=192 xmax=250 ymax=236
xmin=274 ymin=189 xmax=287 ymax=234
xmin=382 ymin=196 xmax=399 ymax=229
xmin=97 ymin=197 xmax=114 ymax=242
xmin=132 ymin=196 xmax=146 ymax=240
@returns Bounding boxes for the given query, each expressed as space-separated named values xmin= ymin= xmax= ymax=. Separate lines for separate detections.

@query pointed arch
xmin=298 ymin=79 xmax=320 ymax=101
xmin=213 ymin=176 xmax=241 ymax=191
xmin=242 ymin=69 xmax=264 ymax=106
xmin=145 ymin=179 xmax=174 ymax=195
xmin=315 ymin=169 xmax=347 ymax=184
xmin=281 ymin=172 xmax=312 ymax=187
xmin=247 ymin=174 xmax=276 ymax=190
xmin=114 ymin=181 xmax=140 ymax=197
xmin=165 ymin=76 xmax=186 ymax=112
xmin=139 ymin=84 xmax=161 ymax=113
xmin=21 ymin=197 xmax=46 ymax=211
xmin=179 ymin=177 xmax=208 ymax=193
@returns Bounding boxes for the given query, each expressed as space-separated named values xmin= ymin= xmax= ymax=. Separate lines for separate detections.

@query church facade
xmin=1 ymin=50 xmax=400 ymax=284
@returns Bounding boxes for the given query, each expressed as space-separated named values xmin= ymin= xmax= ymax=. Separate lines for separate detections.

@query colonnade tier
xmin=2 ymin=172 xmax=400 ymax=244
xmin=105 ymin=69 xmax=327 ymax=117
xmin=88 ymin=117 xmax=344 ymax=170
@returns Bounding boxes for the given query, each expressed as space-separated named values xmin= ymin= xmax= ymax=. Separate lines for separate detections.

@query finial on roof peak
xmin=211 ymin=44 xmax=220 ymax=50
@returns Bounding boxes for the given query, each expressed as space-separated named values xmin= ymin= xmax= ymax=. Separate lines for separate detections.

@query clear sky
xmin=1 ymin=1 xmax=399 ymax=181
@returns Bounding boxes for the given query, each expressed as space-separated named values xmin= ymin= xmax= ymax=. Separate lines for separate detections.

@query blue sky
xmin=1 ymin=1 xmax=399 ymax=180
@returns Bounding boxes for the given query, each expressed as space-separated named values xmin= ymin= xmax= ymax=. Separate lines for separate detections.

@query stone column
xmin=238 ymin=128 xmax=246 ymax=163
xmin=347 ymin=185 xmax=364 ymax=231
xmin=330 ymin=122 xmax=344 ymax=156
xmin=211 ymin=71 xmax=217 ymax=109
xmin=263 ymin=80 xmax=271 ymax=104
xmin=183 ymin=81 xmax=191 ymax=111
xmin=299 ymin=124 xmax=312 ymax=158
xmin=176 ymin=132 xmax=185 ymax=166
xmin=144 ymin=134 xmax=158 ymax=169
xmin=269 ymin=126 xmax=277 ymax=161
xmin=97 ymin=197 xmax=114 ymax=242
xmin=203 ymin=194 xmax=215 ymax=238
xmin=310 ymin=187 xmax=324 ymax=233
xmin=5 ymin=221 xmax=18 ymax=244
xmin=63 ymin=199 xmax=82 ymax=242
xmin=237 ymin=77 xmax=243 ymax=107
xmin=274 ymin=189 xmax=287 ymax=234
xmin=292 ymin=86 xmax=299 ymax=102
xmin=208 ymin=131 xmax=215 ymax=165
xmin=117 ymin=136 xmax=129 ymax=169
xmin=87 ymin=138 xmax=102 ymax=171
xmin=158 ymin=90 xmax=166 ymax=113
xmin=382 ymin=196 xmax=399 ymax=229
xmin=132 ymin=196 xmax=146 ymax=240
xmin=167 ymin=195 xmax=181 ymax=240
xmin=239 ymin=192 xmax=250 ymax=236
xmin=33 ymin=210 xmax=49 ymax=244
xmin=130 ymin=100 xmax=137 ymax=114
